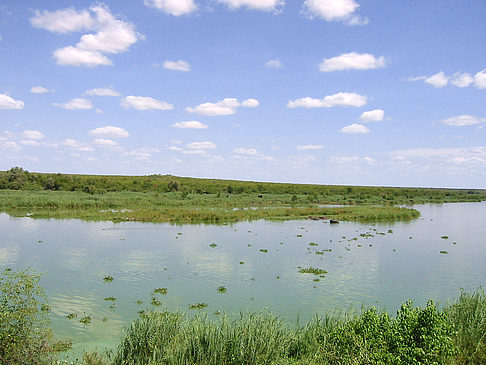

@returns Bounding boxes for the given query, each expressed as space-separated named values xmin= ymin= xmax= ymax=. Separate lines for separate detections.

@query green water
xmin=1 ymin=202 xmax=485 ymax=358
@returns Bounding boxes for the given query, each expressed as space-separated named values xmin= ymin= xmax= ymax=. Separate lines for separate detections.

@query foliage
xmin=0 ymin=269 xmax=70 ymax=364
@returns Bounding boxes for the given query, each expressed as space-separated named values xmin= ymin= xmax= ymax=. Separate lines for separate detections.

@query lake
xmin=1 ymin=202 xmax=485 ymax=358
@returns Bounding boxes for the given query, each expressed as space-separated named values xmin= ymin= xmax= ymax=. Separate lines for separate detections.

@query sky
xmin=1 ymin=0 xmax=485 ymax=188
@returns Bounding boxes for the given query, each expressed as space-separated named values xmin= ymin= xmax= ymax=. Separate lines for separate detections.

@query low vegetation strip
xmin=1 ymin=269 xmax=485 ymax=365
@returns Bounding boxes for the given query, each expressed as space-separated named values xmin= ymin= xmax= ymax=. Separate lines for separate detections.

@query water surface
xmin=1 ymin=202 xmax=485 ymax=357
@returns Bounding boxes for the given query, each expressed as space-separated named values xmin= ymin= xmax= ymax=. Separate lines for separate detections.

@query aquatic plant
xmin=189 ymin=302 xmax=208 ymax=309
xmin=104 ymin=296 xmax=116 ymax=301
xmin=151 ymin=297 xmax=162 ymax=306
xmin=209 ymin=243 xmax=217 ymax=248
xmin=153 ymin=287 xmax=168 ymax=295
xmin=103 ymin=275 xmax=114 ymax=282
xmin=440 ymin=251 xmax=448 ymax=254
xmin=259 ymin=249 xmax=268 ymax=253
xmin=217 ymin=286 xmax=227 ymax=293
xmin=79 ymin=315 xmax=92 ymax=325
xmin=441 ymin=236 xmax=449 ymax=239
xmin=299 ymin=267 xmax=328 ymax=275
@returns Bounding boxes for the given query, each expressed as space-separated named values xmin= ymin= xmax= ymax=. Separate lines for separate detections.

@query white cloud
xmin=319 ymin=52 xmax=385 ymax=72
xmin=302 ymin=0 xmax=367 ymax=25
xmin=218 ymin=0 xmax=284 ymax=12
xmin=186 ymin=98 xmax=240 ymax=116
xmin=425 ymin=72 xmax=448 ymax=88
xmin=339 ymin=123 xmax=370 ymax=134
xmin=474 ymin=69 xmax=486 ymax=89
xmin=89 ymin=126 xmax=129 ymax=138
xmin=21 ymin=130 xmax=45 ymax=140
xmin=296 ymin=145 xmax=323 ymax=150
xmin=54 ymin=98 xmax=93 ymax=110
xmin=168 ymin=146 xmax=184 ymax=152
xmin=163 ymin=60 xmax=191 ymax=72
xmin=265 ymin=59 xmax=283 ymax=69
xmin=287 ymin=92 xmax=367 ymax=108
xmin=451 ymin=73 xmax=473 ymax=88
xmin=33 ymin=5 xmax=141 ymax=67
xmin=121 ymin=96 xmax=173 ymax=110
xmin=144 ymin=0 xmax=197 ymax=16
xmin=86 ymin=87 xmax=121 ymax=96
xmin=93 ymin=138 xmax=119 ymax=148
xmin=359 ymin=109 xmax=384 ymax=122
xmin=19 ymin=140 xmax=41 ymax=147
xmin=30 ymin=8 xmax=95 ymax=33
xmin=241 ymin=98 xmax=260 ymax=107
xmin=331 ymin=156 xmax=374 ymax=165
xmin=442 ymin=115 xmax=485 ymax=127
xmin=30 ymin=86 xmax=51 ymax=94
xmin=1 ymin=141 xmax=22 ymax=151
xmin=390 ymin=147 xmax=486 ymax=165
xmin=186 ymin=141 xmax=216 ymax=149
xmin=61 ymin=138 xmax=94 ymax=151
xmin=0 ymin=94 xmax=24 ymax=110
xmin=171 ymin=121 xmax=208 ymax=129
xmin=233 ymin=147 xmax=258 ymax=155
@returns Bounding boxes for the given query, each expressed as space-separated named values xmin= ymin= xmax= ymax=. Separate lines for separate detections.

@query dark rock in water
xmin=330 ymin=219 xmax=339 ymax=224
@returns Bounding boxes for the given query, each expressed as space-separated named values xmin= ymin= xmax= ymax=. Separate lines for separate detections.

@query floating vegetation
xmin=177 ymin=232 xmax=183 ymax=235
xmin=209 ymin=243 xmax=218 ymax=248
xmin=189 ymin=302 xmax=208 ymax=309
xmin=153 ymin=287 xmax=168 ymax=295
xmin=441 ymin=236 xmax=449 ymax=239
xmin=151 ymin=297 xmax=162 ymax=306
xmin=259 ymin=249 xmax=268 ymax=253
xmin=440 ymin=251 xmax=449 ymax=254
xmin=299 ymin=267 xmax=328 ymax=275
xmin=217 ymin=286 xmax=227 ymax=293
xmin=104 ymin=296 xmax=116 ymax=301
xmin=345 ymin=247 xmax=351 ymax=251
xmin=239 ymin=261 xmax=244 ymax=264
xmin=67 ymin=313 xmax=77 ymax=320
xmin=296 ymin=235 xmax=303 ymax=237
xmin=79 ymin=315 xmax=92 ymax=325
xmin=41 ymin=304 xmax=50 ymax=311
xmin=357 ymin=244 xmax=362 ymax=247
xmin=103 ymin=275 xmax=114 ymax=282
xmin=214 ymin=310 xmax=221 ymax=315
xmin=315 ymin=251 xmax=324 ymax=255
xmin=102 ymin=317 xmax=108 ymax=322
xmin=388 ymin=229 xmax=393 ymax=233
xmin=38 ymin=240 xmax=43 ymax=243
xmin=135 ymin=300 xmax=143 ymax=305
xmin=309 ymin=242 xmax=318 ymax=246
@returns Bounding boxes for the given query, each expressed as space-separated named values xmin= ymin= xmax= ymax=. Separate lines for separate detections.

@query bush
xmin=0 ymin=269 xmax=70 ymax=364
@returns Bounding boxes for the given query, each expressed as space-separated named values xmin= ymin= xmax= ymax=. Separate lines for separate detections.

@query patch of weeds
xmin=309 ymin=242 xmax=318 ymax=246
xmin=103 ymin=275 xmax=114 ymax=282
xmin=41 ymin=304 xmax=50 ymax=311
xmin=102 ymin=317 xmax=108 ymax=322
xmin=440 ymin=250 xmax=448 ymax=254
xmin=209 ymin=243 xmax=217 ymax=248
xmin=239 ymin=261 xmax=244 ymax=264
xmin=259 ymin=249 xmax=268 ymax=253
xmin=153 ymin=287 xmax=167 ymax=295
xmin=104 ymin=296 xmax=116 ymax=301
xmin=79 ymin=315 xmax=92 ymax=325
xmin=67 ymin=313 xmax=77 ymax=320
xmin=217 ymin=286 xmax=227 ymax=293
xmin=299 ymin=267 xmax=328 ymax=275
xmin=296 ymin=235 xmax=303 ymax=237
xmin=151 ymin=297 xmax=162 ymax=306
xmin=189 ymin=302 xmax=208 ymax=309
xmin=388 ymin=229 xmax=393 ymax=233
xmin=135 ymin=300 xmax=143 ymax=305
xmin=441 ymin=236 xmax=449 ymax=239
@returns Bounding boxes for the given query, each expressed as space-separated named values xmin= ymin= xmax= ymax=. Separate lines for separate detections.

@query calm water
xmin=1 ymin=202 xmax=485 ymax=357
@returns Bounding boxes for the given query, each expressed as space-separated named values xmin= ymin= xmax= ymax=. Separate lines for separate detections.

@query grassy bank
xmin=85 ymin=289 xmax=486 ymax=365
xmin=0 ymin=190 xmax=420 ymax=223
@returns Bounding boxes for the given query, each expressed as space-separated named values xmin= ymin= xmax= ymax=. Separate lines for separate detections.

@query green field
xmin=1 ymin=167 xmax=485 ymax=223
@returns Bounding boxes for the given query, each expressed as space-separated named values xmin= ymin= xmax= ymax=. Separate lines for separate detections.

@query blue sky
xmin=1 ymin=0 xmax=485 ymax=188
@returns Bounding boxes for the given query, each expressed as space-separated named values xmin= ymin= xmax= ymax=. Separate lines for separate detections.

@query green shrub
xmin=0 ymin=269 xmax=71 ymax=364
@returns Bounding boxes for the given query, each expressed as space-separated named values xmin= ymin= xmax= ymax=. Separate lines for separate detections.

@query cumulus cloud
xmin=425 ymin=72 xmax=448 ymax=88
xmin=30 ymin=86 xmax=51 ymax=94
xmin=339 ymin=123 xmax=370 ymax=134
xmin=1 ymin=141 xmax=22 ymax=151
xmin=32 ymin=4 xmax=141 ymax=67
xmin=0 ymin=94 xmax=24 ymax=109
xmin=241 ymin=98 xmax=260 ymax=107
xmin=186 ymin=97 xmax=259 ymax=116
xmin=124 ymin=147 xmax=158 ymax=160
xmin=186 ymin=141 xmax=216 ymax=149
xmin=61 ymin=138 xmax=94 ymax=151
xmin=86 ymin=87 xmax=121 ymax=96
xmin=89 ymin=126 xmax=129 ymax=138
xmin=287 ymin=92 xmax=366 ymax=108
xmin=144 ymin=0 xmax=197 ymax=16
xmin=54 ymin=98 xmax=93 ymax=110
xmin=21 ymin=130 xmax=45 ymax=140
xmin=390 ymin=147 xmax=486 ymax=165
xmin=451 ymin=73 xmax=473 ymax=88
xmin=163 ymin=60 xmax=191 ymax=72
xmin=359 ymin=109 xmax=384 ymax=122
xmin=302 ymin=0 xmax=367 ymax=25
xmin=296 ymin=145 xmax=323 ymax=150
xmin=233 ymin=147 xmax=258 ymax=155
xmin=19 ymin=140 xmax=41 ymax=147
xmin=474 ymin=69 xmax=486 ymax=89
xmin=218 ymin=0 xmax=284 ymax=12
xmin=171 ymin=121 xmax=208 ymax=129
xmin=319 ymin=52 xmax=385 ymax=72
xmin=265 ymin=59 xmax=283 ymax=69
xmin=93 ymin=138 xmax=120 ymax=148
xmin=121 ymin=96 xmax=173 ymax=110
xmin=442 ymin=115 xmax=486 ymax=127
